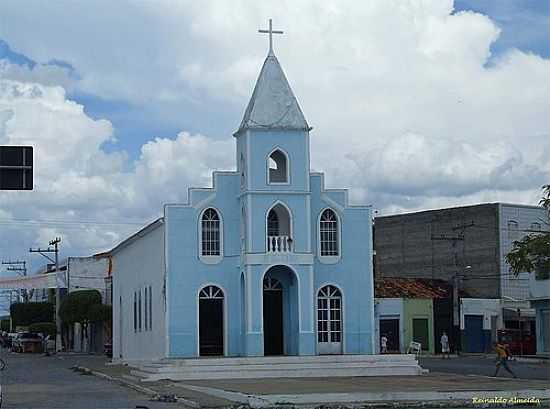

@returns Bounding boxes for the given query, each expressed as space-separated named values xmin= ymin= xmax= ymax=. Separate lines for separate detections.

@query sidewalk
xmin=65 ymin=354 xmax=550 ymax=408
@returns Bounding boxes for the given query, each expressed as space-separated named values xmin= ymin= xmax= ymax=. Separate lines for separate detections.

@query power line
xmin=0 ymin=217 xmax=149 ymax=227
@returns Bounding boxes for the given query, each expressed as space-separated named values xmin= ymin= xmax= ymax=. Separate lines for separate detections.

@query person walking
xmin=440 ymin=331 xmax=450 ymax=359
xmin=493 ymin=342 xmax=517 ymax=378
xmin=380 ymin=334 xmax=388 ymax=354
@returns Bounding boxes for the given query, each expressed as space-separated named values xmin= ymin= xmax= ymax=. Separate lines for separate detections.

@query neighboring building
xmin=374 ymin=278 xmax=451 ymax=354
xmin=374 ymin=203 xmax=549 ymax=351
xmin=112 ymin=42 xmax=375 ymax=362
xmin=29 ymin=255 xmax=111 ymax=353
xmin=460 ymin=298 xmax=501 ymax=353
xmin=529 ymin=267 xmax=550 ymax=356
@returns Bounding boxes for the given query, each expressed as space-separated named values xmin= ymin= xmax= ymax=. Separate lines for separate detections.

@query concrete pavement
xmin=0 ymin=351 xmax=184 ymax=408
xmin=4 ymin=351 xmax=549 ymax=408
xmin=64 ymin=354 xmax=550 ymax=408
xmin=419 ymin=355 xmax=550 ymax=380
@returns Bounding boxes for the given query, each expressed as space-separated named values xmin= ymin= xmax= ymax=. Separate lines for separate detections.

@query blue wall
xmin=164 ymin=125 xmax=374 ymax=357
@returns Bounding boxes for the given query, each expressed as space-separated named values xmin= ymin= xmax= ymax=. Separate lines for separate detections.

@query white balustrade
xmin=267 ymin=235 xmax=292 ymax=253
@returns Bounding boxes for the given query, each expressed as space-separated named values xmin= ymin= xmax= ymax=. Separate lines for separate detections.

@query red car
xmin=497 ymin=329 xmax=536 ymax=356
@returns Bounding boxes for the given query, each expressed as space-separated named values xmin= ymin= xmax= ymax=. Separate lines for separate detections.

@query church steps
xmin=136 ymin=361 xmax=419 ymax=373
xmin=157 ymin=354 xmax=417 ymax=366
xmin=133 ymin=366 xmax=421 ymax=382
xmin=129 ymin=354 xmax=423 ymax=381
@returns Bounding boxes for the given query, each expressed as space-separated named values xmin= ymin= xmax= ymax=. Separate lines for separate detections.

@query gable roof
xmin=236 ymin=52 xmax=310 ymax=134
xmin=107 ymin=217 xmax=164 ymax=256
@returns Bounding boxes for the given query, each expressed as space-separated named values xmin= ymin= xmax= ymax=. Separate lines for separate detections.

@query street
xmin=420 ymin=356 xmax=550 ymax=380
xmin=0 ymin=352 xmax=182 ymax=409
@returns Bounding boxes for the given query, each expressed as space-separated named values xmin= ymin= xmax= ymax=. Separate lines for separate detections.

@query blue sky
xmin=455 ymin=0 xmax=550 ymax=59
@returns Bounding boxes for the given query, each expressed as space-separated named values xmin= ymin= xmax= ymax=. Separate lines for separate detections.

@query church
xmin=112 ymin=22 xmax=375 ymax=361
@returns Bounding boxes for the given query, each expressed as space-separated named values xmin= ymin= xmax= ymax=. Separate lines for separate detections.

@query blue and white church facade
xmin=112 ymin=41 xmax=375 ymax=361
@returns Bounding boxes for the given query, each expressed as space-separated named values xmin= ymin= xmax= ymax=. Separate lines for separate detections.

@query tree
xmin=59 ymin=290 xmax=102 ymax=351
xmin=506 ymin=185 xmax=550 ymax=279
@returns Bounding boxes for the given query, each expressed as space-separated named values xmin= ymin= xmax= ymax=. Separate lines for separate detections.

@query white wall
xmin=460 ymin=298 xmax=501 ymax=330
xmin=112 ymin=223 xmax=166 ymax=362
xmin=529 ymin=267 xmax=550 ymax=301
xmin=68 ymin=256 xmax=109 ymax=300
xmin=499 ymin=204 xmax=549 ymax=301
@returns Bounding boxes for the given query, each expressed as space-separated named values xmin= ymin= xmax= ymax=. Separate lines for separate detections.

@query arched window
xmin=320 ymin=209 xmax=339 ymax=256
xmin=266 ymin=203 xmax=292 ymax=253
xmin=317 ymin=285 xmax=342 ymax=354
xmin=268 ymin=149 xmax=288 ymax=183
xmin=531 ymin=222 xmax=542 ymax=231
xmin=201 ymin=208 xmax=221 ymax=256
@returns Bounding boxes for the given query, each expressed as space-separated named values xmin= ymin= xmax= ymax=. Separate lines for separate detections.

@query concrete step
xmin=156 ymin=354 xmax=417 ymax=367
xmin=129 ymin=354 xmax=423 ymax=381
xmin=133 ymin=365 xmax=422 ymax=382
xmin=136 ymin=361 xmax=420 ymax=374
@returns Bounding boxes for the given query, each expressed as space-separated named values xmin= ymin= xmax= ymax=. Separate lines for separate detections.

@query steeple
xmin=236 ymin=20 xmax=310 ymax=134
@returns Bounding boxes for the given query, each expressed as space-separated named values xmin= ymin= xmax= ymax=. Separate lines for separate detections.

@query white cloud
xmin=0 ymin=60 xmax=77 ymax=91
xmin=0 ymin=77 xmax=233 ymax=271
xmin=0 ymin=0 xmax=549 ymax=268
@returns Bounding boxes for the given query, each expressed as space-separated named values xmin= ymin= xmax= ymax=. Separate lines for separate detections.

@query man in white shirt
xmin=440 ymin=331 xmax=450 ymax=358
xmin=380 ymin=334 xmax=388 ymax=354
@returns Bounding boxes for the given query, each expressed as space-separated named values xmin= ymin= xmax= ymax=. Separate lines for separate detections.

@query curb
xmin=72 ymin=366 xmax=200 ymax=408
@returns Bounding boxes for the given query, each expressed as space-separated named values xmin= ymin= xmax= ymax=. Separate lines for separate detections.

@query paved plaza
xmin=1 ymin=351 xmax=549 ymax=408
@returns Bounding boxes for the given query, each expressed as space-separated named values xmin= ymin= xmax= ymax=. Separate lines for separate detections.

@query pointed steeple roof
xmin=236 ymin=52 xmax=310 ymax=134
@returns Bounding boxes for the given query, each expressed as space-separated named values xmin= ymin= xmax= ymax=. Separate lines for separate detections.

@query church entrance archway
xmin=262 ymin=265 xmax=299 ymax=355
xmin=199 ymin=285 xmax=224 ymax=356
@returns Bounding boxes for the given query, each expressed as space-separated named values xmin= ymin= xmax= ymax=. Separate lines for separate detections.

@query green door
xmin=413 ymin=318 xmax=429 ymax=351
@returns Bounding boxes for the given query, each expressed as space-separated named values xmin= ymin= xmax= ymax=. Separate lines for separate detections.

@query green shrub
xmin=59 ymin=290 xmax=102 ymax=324
xmin=10 ymin=302 xmax=54 ymax=327
xmin=0 ymin=319 xmax=10 ymax=332
xmin=88 ymin=304 xmax=112 ymax=323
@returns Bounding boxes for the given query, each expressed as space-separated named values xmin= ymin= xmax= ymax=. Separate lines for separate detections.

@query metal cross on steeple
xmin=259 ymin=19 xmax=283 ymax=55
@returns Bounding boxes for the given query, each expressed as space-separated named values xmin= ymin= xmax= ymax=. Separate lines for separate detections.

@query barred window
xmin=201 ymin=208 xmax=221 ymax=256
xmin=148 ymin=286 xmax=153 ymax=331
xmin=144 ymin=286 xmax=148 ymax=331
xmin=138 ymin=289 xmax=142 ymax=332
xmin=317 ymin=285 xmax=342 ymax=343
xmin=133 ymin=292 xmax=137 ymax=333
xmin=320 ymin=209 xmax=339 ymax=256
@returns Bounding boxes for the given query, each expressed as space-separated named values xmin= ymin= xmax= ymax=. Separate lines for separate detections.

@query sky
xmin=0 ymin=0 xmax=549 ymax=290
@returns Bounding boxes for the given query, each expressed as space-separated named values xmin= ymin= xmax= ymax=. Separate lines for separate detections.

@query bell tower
xmin=235 ymin=19 xmax=311 ymax=194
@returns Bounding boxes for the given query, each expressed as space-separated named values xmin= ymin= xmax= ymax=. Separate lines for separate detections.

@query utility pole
xmin=431 ymin=221 xmax=474 ymax=355
xmin=2 ymin=260 xmax=28 ymax=302
xmin=30 ymin=237 xmax=62 ymax=352
xmin=9 ymin=290 xmax=13 ymax=332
